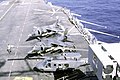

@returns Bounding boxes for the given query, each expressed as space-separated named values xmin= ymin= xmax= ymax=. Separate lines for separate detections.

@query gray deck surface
xmin=0 ymin=0 xmax=89 ymax=80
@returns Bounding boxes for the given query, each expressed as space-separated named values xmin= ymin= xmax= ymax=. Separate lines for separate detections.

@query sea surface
xmin=47 ymin=0 xmax=120 ymax=43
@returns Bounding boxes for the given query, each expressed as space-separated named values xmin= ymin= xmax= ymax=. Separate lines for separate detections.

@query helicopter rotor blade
xmin=7 ymin=45 xmax=88 ymax=51
xmin=64 ymin=48 xmax=88 ymax=51
xmin=79 ymin=20 xmax=107 ymax=28
xmin=71 ymin=13 xmax=81 ymax=17
xmin=87 ymin=28 xmax=119 ymax=38
xmin=7 ymin=57 xmax=45 ymax=61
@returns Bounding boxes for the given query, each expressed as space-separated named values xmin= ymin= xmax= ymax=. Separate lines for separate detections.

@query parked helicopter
xmin=33 ymin=52 xmax=88 ymax=72
xmin=25 ymin=41 xmax=76 ymax=59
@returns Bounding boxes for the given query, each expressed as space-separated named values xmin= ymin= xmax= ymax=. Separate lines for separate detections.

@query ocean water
xmin=47 ymin=0 xmax=120 ymax=43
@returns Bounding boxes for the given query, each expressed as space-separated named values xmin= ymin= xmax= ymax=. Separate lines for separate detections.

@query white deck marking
xmin=69 ymin=32 xmax=83 ymax=36
xmin=0 ymin=0 xmax=17 ymax=21
xmin=14 ymin=77 xmax=33 ymax=80
xmin=68 ymin=26 xmax=74 ymax=34
xmin=8 ymin=0 xmax=32 ymax=79
xmin=21 ymin=3 xmax=39 ymax=5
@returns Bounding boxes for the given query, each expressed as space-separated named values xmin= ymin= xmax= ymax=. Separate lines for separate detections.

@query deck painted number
xmin=14 ymin=77 xmax=33 ymax=80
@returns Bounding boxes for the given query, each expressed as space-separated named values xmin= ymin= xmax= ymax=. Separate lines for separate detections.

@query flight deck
xmin=0 ymin=0 xmax=89 ymax=80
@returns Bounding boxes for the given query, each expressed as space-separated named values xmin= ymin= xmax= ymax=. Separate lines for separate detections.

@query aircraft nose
xmin=33 ymin=67 xmax=39 ymax=72
xmin=33 ymin=67 xmax=44 ymax=72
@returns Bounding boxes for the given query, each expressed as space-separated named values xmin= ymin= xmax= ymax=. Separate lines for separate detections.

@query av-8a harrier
xmin=26 ymin=27 xmax=73 ymax=42
xmin=26 ymin=26 xmax=59 ymax=41
xmin=26 ymin=18 xmax=69 ymax=42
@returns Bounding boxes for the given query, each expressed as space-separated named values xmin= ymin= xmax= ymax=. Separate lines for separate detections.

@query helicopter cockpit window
xmin=47 ymin=60 xmax=51 ymax=62
xmin=48 ymin=63 xmax=51 ymax=67
xmin=59 ymin=64 xmax=61 ymax=66
xmin=64 ymin=64 xmax=69 ymax=67
xmin=54 ymin=64 xmax=56 ymax=66
xmin=118 ymin=66 xmax=120 ymax=72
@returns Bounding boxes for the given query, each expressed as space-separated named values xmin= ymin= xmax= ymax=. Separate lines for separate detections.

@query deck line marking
xmin=0 ymin=0 xmax=17 ymax=21
xmin=21 ymin=3 xmax=39 ymax=5
xmin=68 ymin=26 xmax=74 ymax=34
xmin=8 ymin=0 xmax=32 ymax=79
